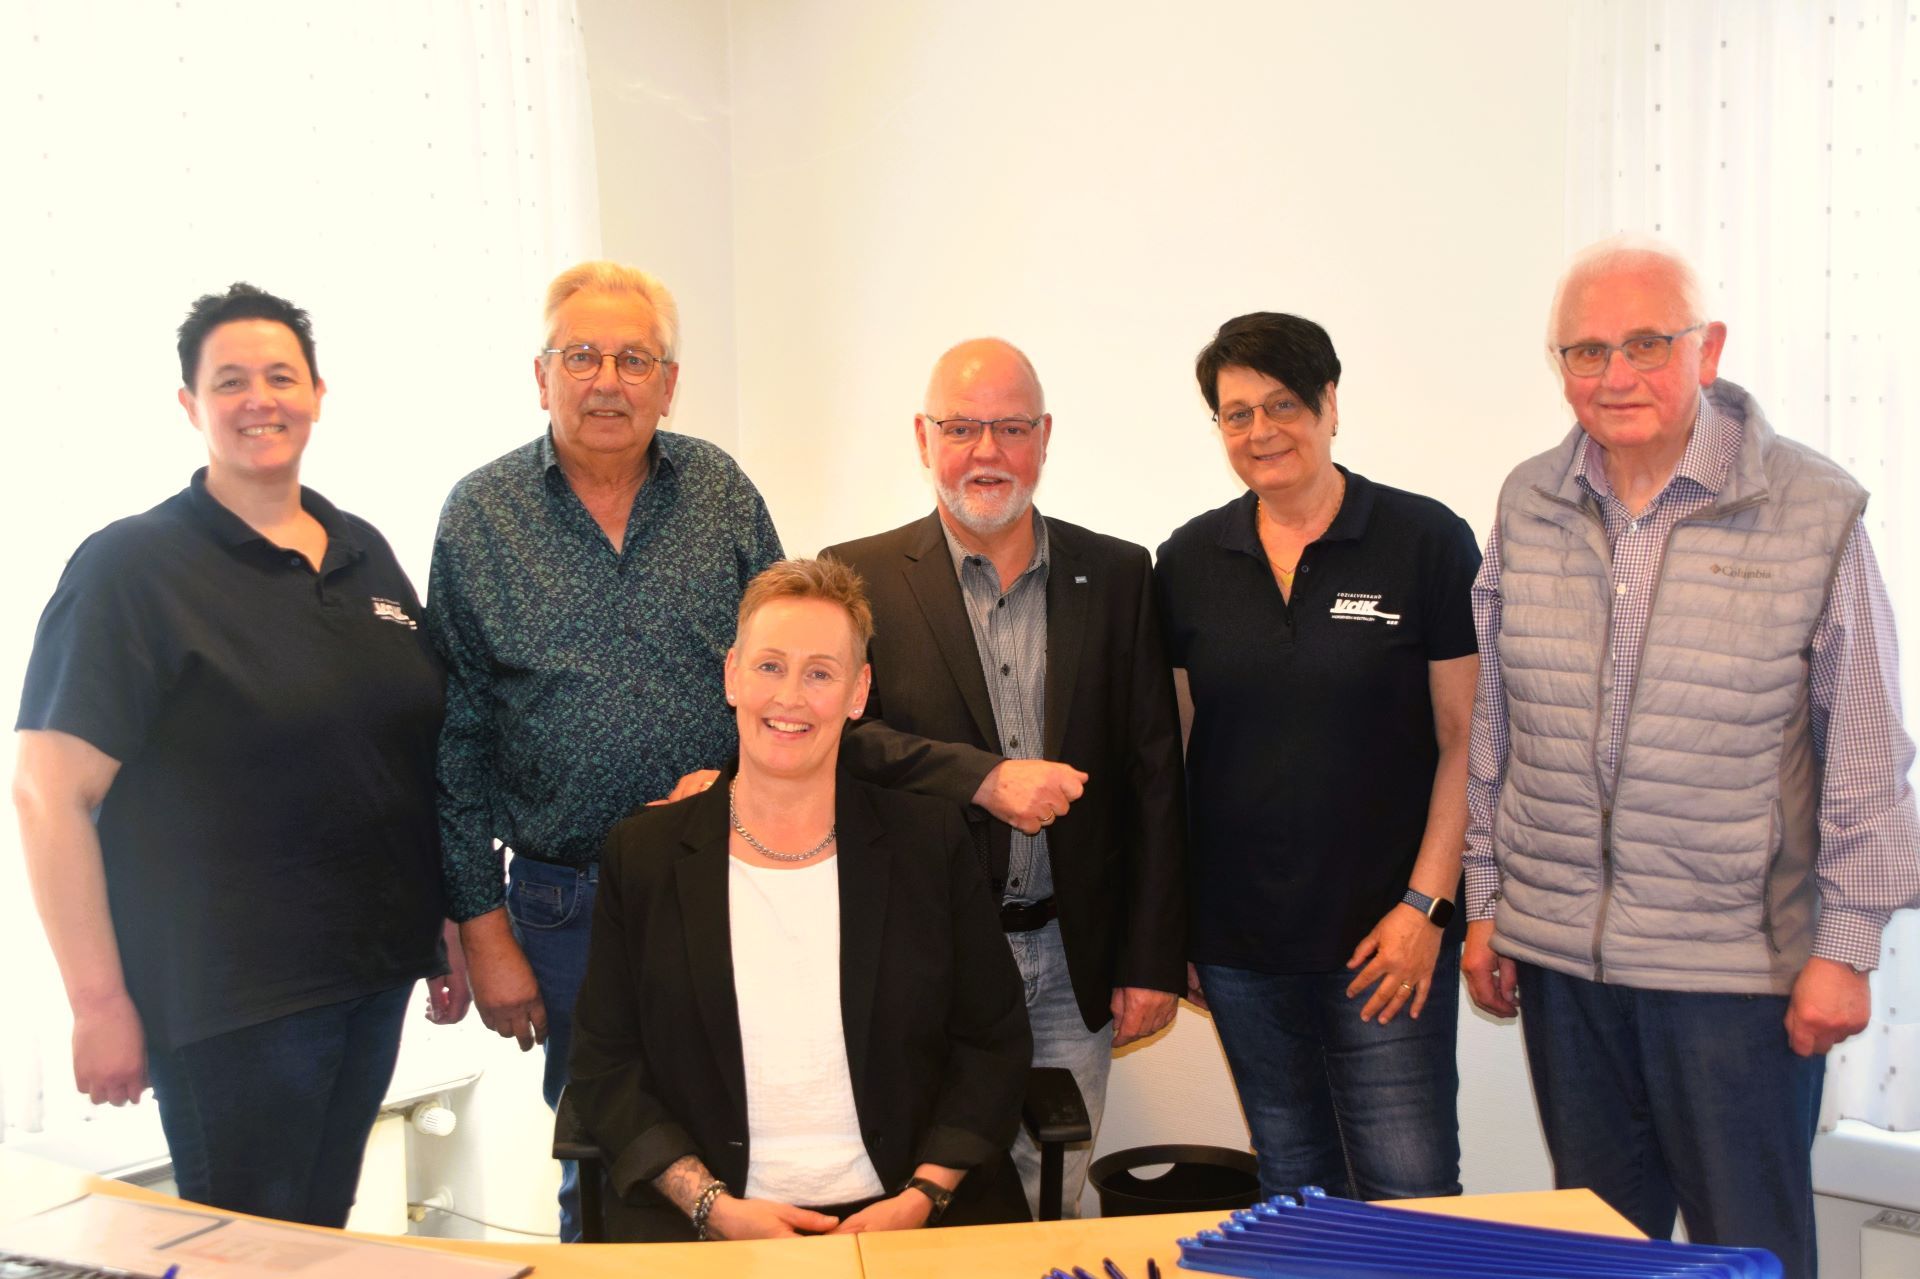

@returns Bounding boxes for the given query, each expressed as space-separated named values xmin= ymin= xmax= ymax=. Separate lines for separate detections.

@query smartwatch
xmin=1401 ymin=887 xmax=1455 ymax=928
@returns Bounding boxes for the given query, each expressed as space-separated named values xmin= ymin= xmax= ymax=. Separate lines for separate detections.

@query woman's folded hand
xmin=830 ymin=1190 xmax=933 ymax=1234
xmin=706 ymin=1194 xmax=840 ymax=1239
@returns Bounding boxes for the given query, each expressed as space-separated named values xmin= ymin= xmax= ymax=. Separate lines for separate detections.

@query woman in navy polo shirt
xmin=13 ymin=284 xmax=463 ymax=1227
xmin=1155 ymin=312 xmax=1480 ymax=1202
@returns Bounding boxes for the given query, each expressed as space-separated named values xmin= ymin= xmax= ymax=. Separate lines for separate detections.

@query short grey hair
xmin=1546 ymin=234 xmax=1713 ymax=353
xmin=543 ymin=260 xmax=682 ymax=362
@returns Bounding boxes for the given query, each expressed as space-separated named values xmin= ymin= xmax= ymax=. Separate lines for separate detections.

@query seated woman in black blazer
xmin=569 ymin=557 xmax=1032 ymax=1241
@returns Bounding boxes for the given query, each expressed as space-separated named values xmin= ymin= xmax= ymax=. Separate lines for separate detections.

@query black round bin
xmin=1088 ymin=1144 xmax=1261 ymax=1217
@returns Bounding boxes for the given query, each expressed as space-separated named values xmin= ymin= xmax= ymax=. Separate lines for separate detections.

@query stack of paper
xmin=0 ymin=1195 xmax=530 ymax=1279
xmin=1176 ymin=1186 xmax=1782 ymax=1278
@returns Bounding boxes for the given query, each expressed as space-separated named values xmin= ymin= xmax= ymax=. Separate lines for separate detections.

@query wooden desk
xmin=0 ymin=1148 xmax=859 ymax=1278
xmin=3 ymin=1148 xmax=1633 ymax=1277
xmin=853 ymin=1188 xmax=1641 ymax=1279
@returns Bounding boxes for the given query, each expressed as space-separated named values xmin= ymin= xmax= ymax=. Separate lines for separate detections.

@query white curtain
xmin=1566 ymin=0 xmax=1919 ymax=1130
xmin=0 ymin=0 xmax=601 ymax=1142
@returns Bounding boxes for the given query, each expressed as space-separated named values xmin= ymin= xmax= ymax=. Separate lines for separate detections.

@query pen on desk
xmin=1146 ymin=1259 xmax=1161 ymax=1279
xmin=1102 ymin=1259 xmax=1130 ymax=1279
xmin=1071 ymin=1267 xmax=1098 ymax=1279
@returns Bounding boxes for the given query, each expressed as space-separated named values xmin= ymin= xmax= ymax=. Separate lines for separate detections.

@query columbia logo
xmin=372 ymin=597 xmax=418 ymax=629
xmin=1329 ymin=594 xmax=1401 ymax=626
xmin=1710 ymin=564 xmax=1773 ymax=580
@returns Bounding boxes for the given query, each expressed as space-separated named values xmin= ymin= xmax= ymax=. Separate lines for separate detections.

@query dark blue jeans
xmin=1517 ymin=963 xmax=1824 ymax=1279
xmin=1197 ymin=934 xmax=1462 ymax=1202
xmin=506 ymin=855 xmax=598 ymax=1243
xmin=145 ymin=984 xmax=410 ymax=1228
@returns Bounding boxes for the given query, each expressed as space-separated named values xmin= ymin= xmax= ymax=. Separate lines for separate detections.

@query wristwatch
xmin=1401 ymin=887 xmax=1455 ymax=927
xmin=901 ymin=1176 xmax=954 ymax=1223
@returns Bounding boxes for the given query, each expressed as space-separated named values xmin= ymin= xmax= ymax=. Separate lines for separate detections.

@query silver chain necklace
xmin=729 ymin=777 xmax=837 ymax=862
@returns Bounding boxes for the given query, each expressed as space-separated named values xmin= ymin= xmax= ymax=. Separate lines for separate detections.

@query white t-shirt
xmin=728 ymin=855 xmax=887 ymax=1205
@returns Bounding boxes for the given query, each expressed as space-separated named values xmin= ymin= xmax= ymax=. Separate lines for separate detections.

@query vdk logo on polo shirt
xmin=371 ymin=598 xmax=419 ymax=629
xmin=1329 ymin=592 xmax=1400 ymax=626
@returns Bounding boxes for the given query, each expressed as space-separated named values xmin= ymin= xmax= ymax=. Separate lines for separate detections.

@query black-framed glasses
xmin=1556 ymin=324 xmax=1705 ymax=378
xmin=541 ymin=343 xmax=671 ymax=384
xmin=926 ymin=415 xmax=1043 ymax=446
xmin=1214 ymin=393 xmax=1308 ymax=435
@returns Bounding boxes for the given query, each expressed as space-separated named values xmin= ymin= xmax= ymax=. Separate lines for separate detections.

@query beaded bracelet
xmin=691 ymin=1178 xmax=728 ymax=1240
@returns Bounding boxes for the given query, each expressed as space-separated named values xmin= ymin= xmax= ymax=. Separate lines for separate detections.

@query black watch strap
xmin=902 ymin=1176 xmax=954 ymax=1223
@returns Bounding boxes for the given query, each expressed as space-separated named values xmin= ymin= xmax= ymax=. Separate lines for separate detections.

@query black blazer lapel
xmin=834 ymin=775 xmax=890 ymax=1094
xmin=902 ymin=514 xmax=1001 ymax=749
xmin=1042 ymin=521 xmax=1090 ymax=761
xmin=672 ymin=787 xmax=748 ymax=1123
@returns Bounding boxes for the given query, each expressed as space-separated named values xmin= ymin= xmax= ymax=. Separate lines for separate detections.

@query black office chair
xmin=554 ymin=1066 xmax=1091 ymax=1242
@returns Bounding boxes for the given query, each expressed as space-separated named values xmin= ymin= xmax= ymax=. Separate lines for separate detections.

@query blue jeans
xmin=145 ymin=984 xmax=410 ymax=1228
xmin=1197 ymin=935 xmax=1462 ymax=1202
xmin=506 ymin=855 xmax=598 ymax=1243
xmin=1517 ymin=963 xmax=1824 ymax=1279
xmin=1006 ymin=920 xmax=1111 ymax=1218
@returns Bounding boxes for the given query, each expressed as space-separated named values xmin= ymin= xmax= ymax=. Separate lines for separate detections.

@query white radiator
xmin=1861 ymin=1209 xmax=1920 ymax=1279
xmin=345 ymin=1111 xmax=411 ymax=1235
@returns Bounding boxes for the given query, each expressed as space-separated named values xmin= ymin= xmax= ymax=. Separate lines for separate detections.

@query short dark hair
xmin=177 ymin=283 xmax=319 ymax=387
xmin=1194 ymin=312 xmax=1341 ymax=417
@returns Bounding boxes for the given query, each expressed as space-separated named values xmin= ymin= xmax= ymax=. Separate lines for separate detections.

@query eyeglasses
xmin=926 ymin=416 xmax=1043 ymax=446
xmin=1555 ymin=324 xmax=1705 ymax=378
xmin=1214 ymin=393 xmax=1308 ymax=435
xmin=541 ymin=344 xmax=671 ymax=384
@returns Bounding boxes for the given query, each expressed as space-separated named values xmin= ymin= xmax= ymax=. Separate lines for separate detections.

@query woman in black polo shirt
xmin=13 ymin=284 xmax=460 ymax=1227
xmin=1155 ymin=312 xmax=1480 ymax=1202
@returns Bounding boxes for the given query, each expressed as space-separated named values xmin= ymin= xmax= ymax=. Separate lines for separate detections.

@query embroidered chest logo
xmin=1329 ymin=592 xmax=1401 ymax=626
xmin=1709 ymin=564 xmax=1773 ymax=581
xmin=371 ymin=597 xmax=419 ymax=629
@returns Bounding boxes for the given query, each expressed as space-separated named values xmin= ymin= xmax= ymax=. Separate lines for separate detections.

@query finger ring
xmin=1041 ymin=813 xmax=1054 ymax=825
xmin=1400 ymin=981 xmax=1414 ymax=993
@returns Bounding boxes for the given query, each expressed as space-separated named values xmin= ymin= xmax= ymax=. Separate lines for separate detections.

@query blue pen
xmin=1103 ymin=1260 xmax=1129 ymax=1279
xmin=162 ymin=1267 xmax=180 ymax=1279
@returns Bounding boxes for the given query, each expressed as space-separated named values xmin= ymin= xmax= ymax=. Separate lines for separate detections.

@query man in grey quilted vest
xmin=1460 ymin=236 xmax=1920 ymax=1279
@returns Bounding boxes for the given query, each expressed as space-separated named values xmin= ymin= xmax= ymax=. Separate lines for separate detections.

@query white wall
xmin=579 ymin=0 xmax=744 ymax=455
xmin=724 ymin=0 xmax=1573 ymax=1202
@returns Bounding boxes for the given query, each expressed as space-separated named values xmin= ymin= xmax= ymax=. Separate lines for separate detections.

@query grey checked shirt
xmin=943 ymin=513 xmax=1053 ymax=904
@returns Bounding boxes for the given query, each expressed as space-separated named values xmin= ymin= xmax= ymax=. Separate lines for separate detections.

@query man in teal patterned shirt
xmin=426 ymin=260 xmax=781 ymax=1240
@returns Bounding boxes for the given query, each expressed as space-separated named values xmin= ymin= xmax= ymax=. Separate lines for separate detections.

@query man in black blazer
xmin=826 ymin=338 xmax=1187 ymax=1215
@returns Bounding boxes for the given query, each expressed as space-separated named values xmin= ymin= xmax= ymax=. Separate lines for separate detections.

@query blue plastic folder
xmin=1172 ymin=1186 xmax=1783 ymax=1279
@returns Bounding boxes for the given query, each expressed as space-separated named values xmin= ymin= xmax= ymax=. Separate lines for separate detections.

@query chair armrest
xmin=1023 ymin=1065 xmax=1092 ymax=1145
xmin=552 ymin=1085 xmax=603 ymax=1163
